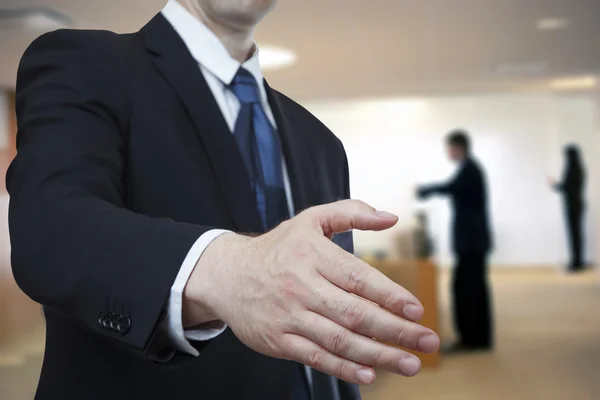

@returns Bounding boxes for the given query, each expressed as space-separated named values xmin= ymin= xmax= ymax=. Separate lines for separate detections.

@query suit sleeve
xmin=418 ymin=165 xmax=470 ymax=199
xmin=555 ymin=168 xmax=582 ymax=196
xmin=554 ymin=170 xmax=568 ymax=192
xmin=7 ymin=30 xmax=212 ymax=358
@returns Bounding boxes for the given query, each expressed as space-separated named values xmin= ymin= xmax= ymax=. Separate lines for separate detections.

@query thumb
xmin=303 ymin=199 xmax=398 ymax=237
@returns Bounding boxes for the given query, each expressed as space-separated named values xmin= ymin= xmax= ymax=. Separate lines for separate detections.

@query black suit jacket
xmin=7 ymin=14 xmax=359 ymax=400
xmin=418 ymin=158 xmax=492 ymax=255
xmin=555 ymin=164 xmax=585 ymax=208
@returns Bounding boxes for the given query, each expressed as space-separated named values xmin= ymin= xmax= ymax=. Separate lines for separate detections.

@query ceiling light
xmin=259 ymin=46 xmax=296 ymax=71
xmin=493 ymin=61 xmax=549 ymax=76
xmin=24 ymin=13 xmax=70 ymax=31
xmin=549 ymin=76 xmax=597 ymax=90
xmin=0 ymin=8 xmax=72 ymax=32
xmin=536 ymin=17 xmax=569 ymax=31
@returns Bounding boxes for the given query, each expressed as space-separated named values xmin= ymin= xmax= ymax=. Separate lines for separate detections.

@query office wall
xmin=0 ymin=90 xmax=11 ymax=279
xmin=305 ymin=93 xmax=599 ymax=267
xmin=1 ymin=88 xmax=596 ymax=268
xmin=0 ymin=91 xmax=8 ymax=151
xmin=594 ymin=92 xmax=600 ymax=273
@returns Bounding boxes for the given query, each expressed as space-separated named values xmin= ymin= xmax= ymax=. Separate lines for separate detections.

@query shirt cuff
xmin=163 ymin=229 xmax=230 ymax=356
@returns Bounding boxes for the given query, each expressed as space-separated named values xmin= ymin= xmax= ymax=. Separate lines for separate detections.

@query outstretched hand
xmin=185 ymin=200 xmax=440 ymax=385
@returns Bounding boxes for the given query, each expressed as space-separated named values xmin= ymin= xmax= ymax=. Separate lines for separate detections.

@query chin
xmin=212 ymin=0 xmax=277 ymax=25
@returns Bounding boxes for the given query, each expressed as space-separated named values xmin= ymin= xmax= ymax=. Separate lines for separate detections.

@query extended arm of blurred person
xmin=417 ymin=164 xmax=471 ymax=200
xmin=8 ymin=32 xmax=438 ymax=383
xmin=549 ymin=170 xmax=579 ymax=195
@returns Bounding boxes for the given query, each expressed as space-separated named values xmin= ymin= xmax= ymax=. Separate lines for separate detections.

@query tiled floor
xmin=1 ymin=268 xmax=599 ymax=399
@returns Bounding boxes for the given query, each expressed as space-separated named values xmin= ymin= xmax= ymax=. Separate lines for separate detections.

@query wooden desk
xmin=368 ymin=259 xmax=441 ymax=368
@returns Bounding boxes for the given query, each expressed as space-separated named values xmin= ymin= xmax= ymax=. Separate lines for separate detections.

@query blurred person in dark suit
xmin=416 ymin=130 xmax=493 ymax=352
xmin=7 ymin=0 xmax=439 ymax=399
xmin=549 ymin=145 xmax=586 ymax=272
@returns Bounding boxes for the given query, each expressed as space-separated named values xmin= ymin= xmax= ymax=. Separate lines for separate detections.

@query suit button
xmin=99 ymin=312 xmax=116 ymax=330
xmin=98 ymin=312 xmax=130 ymax=333
xmin=114 ymin=315 xmax=123 ymax=332
xmin=115 ymin=315 xmax=131 ymax=334
xmin=120 ymin=317 xmax=132 ymax=334
xmin=98 ymin=312 xmax=108 ymax=328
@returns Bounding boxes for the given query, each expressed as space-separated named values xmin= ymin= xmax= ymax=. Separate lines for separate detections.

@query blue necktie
xmin=229 ymin=69 xmax=336 ymax=400
xmin=229 ymin=68 xmax=288 ymax=231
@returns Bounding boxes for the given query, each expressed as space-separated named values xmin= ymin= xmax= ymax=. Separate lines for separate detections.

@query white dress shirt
xmin=161 ymin=0 xmax=297 ymax=356
xmin=160 ymin=3 xmax=341 ymax=396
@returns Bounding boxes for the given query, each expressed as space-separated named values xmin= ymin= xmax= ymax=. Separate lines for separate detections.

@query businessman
xmin=8 ymin=0 xmax=439 ymax=399
xmin=417 ymin=130 xmax=493 ymax=352
xmin=549 ymin=145 xmax=587 ymax=272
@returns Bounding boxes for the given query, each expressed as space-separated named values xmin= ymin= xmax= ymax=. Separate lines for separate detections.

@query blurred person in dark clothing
xmin=416 ymin=130 xmax=493 ymax=352
xmin=549 ymin=145 xmax=586 ymax=272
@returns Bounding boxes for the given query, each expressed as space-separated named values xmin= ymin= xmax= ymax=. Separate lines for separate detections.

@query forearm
xmin=553 ymin=182 xmax=564 ymax=192
xmin=418 ymin=183 xmax=448 ymax=199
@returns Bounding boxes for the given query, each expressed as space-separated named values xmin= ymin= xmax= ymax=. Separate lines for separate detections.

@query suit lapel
xmin=265 ymin=83 xmax=319 ymax=215
xmin=141 ymin=14 xmax=263 ymax=233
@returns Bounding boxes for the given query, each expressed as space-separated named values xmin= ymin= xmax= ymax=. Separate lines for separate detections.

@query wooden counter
xmin=368 ymin=259 xmax=441 ymax=368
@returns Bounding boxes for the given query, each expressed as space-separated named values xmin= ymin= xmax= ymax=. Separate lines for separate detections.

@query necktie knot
xmin=230 ymin=68 xmax=261 ymax=105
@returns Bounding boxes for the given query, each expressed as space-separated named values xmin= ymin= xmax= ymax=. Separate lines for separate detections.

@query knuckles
xmin=271 ymin=234 xmax=317 ymax=268
xmin=271 ymin=333 xmax=296 ymax=359
xmin=393 ymin=326 xmax=408 ymax=347
xmin=327 ymin=330 xmax=350 ymax=354
xmin=273 ymin=267 xmax=309 ymax=301
xmin=291 ymin=240 xmax=315 ymax=261
xmin=346 ymin=268 xmax=368 ymax=294
xmin=279 ymin=277 xmax=302 ymax=300
xmin=307 ymin=348 xmax=326 ymax=368
xmin=341 ymin=303 xmax=367 ymax=331
xmin=367 ymin=349 xmax=383 ymax=368
xmin=334 ymin=360 xmax=353 ymax=381
xmin=381 ymin=290 xmax=403 ymax=312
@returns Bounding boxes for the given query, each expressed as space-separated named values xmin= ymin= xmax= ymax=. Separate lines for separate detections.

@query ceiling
xmin=0 ymin=0 xmax=599 ymax=100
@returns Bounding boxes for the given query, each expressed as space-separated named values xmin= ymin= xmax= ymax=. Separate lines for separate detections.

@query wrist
xmin=182 ymin=232 xmax=247 ymax=328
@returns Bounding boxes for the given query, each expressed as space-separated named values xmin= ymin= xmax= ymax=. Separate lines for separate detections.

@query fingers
xmin=302 ymin=199 xmax=398 ymax=236
xmin=298 ymin=312 xmax=422 ymax=377
xmin=318 ymin=250 xmax=424 ymax=321
xmin=310 ymin=282 xmax=439 ymax=354
xmin=282 ymin=334 xmax=376 ymax=385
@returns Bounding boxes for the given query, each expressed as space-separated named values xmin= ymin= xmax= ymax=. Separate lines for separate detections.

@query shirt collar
xmin=161 ymin=0 xmax=266 ymax=89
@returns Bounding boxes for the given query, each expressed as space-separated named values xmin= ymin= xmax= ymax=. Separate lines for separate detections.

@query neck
xmin=179 ymin=0 xmax=256 ymax=63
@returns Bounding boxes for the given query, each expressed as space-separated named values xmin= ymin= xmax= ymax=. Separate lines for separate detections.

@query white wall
xmin=0 ymin=90 xmax=7 ymax=151
xmin=0 ymin=90 xmax=10 ymax=278
xmin=591 ymin=92 xmax=600 ymax=272
xmin=305 ymin=93 xmax=599 ymax=267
